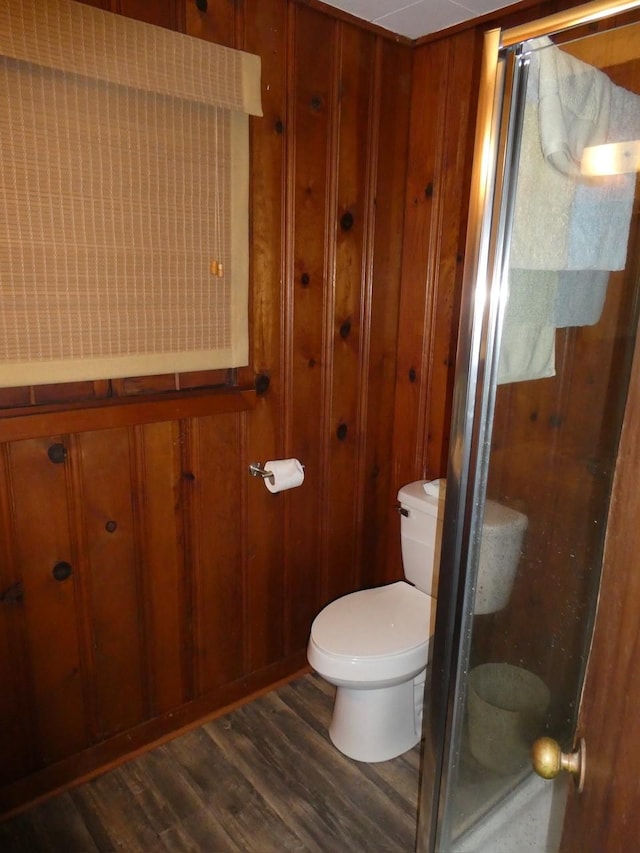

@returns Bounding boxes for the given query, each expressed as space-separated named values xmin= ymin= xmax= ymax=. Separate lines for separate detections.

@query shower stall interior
xmin=417 ymin=1 xmax=640 ymax=850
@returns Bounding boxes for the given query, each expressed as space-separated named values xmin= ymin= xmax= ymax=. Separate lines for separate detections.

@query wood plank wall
xmin=0 ymin=0 xmax=622 ymax=817
xmin=0 ymin=0 xmax=414 ymax=813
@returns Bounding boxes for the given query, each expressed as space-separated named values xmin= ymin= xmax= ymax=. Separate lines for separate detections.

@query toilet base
xmin=328 ymin=669 xmax=426 ymax=762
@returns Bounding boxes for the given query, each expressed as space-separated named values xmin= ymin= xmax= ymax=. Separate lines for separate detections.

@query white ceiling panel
xmin=320 ymin=0 xmax=516 ymax=39
xmin=374 ymin=0 xmax=473 ymax=39
xmin=322 ymin=0 xmax=396 ymax=15
xmin=454 ymin=0 xmax=516 ymax=14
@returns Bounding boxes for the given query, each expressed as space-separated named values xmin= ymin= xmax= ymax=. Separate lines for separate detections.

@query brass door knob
xmin=531 ymin=736 xmax=585 ymax=792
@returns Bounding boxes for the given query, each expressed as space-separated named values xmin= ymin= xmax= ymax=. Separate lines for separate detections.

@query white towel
xmin=498 ymin=325 xmax=556 ymax=385
xmin=538 ymin=41 xmax=611 ymax=176
xmin=512 ymin=38 xmax=639 ymax=272
xmin=509 ymin=38 xmax=576 ymax=270
xmin=509 ymin=106 xmax=575 ymax=270
xmin=497 ymin=270 xmax=557 ymax=385
xmin=500 ymin=37 xmax=639 ymax=384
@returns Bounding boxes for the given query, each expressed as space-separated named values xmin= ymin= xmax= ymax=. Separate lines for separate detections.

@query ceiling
xmin=319 ymin=0 xmax=516 ymax=40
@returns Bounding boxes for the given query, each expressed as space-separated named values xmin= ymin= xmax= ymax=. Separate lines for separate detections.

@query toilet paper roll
xmin=264 ymin=458 xmax=304 ymax=493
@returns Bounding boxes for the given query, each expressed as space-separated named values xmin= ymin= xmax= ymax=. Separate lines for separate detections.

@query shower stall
xmin=418 ymin=1 xmax=640 ymax=850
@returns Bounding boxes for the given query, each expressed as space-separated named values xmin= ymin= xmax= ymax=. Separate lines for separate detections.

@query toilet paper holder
xmin=248 ymin=462 xmax=275 ymax=484
xmin=249 ymin=461 xmax=306 ymax=485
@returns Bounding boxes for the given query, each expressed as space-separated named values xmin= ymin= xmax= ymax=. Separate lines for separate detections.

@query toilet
xmin=307 ymin=479 xmax=444 ymax=763
xmin=307 ymin=479 xmax=528 ymax=763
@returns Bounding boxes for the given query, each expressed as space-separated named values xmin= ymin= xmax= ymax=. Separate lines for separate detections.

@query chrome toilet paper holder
xmin=248 ymin=461 xmax=306 ymax=485
xmin=248 ymin=462 xmax=275 ymax=484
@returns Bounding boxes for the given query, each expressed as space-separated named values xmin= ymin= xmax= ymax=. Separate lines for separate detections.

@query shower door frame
xmin=417 ymin=1 xmax=640 ymax=850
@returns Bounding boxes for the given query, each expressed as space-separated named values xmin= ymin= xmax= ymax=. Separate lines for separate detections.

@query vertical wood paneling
xmin=242 ymin=0 xmax=288 ymax=671
xmin=0 ymin=608 xmax=28 ymax=785
xmin=423 ymin=30 xmax=481 ymax=479
xmin=2 ymin=0 xmax=416 ymax=810
xmin=114 ymin=0 xmax=183 ymax=30
xmin=387 ymin=40 xmax=451 ymax=578
xmin=136 ymin=421 xmax=189 ymax=714
xmin=388 ymin=30 xmax=482 ymax=586
xmin=76 ymin=429 xmax=146 ymax=737
xmin=190 ymin=413 xmax=245 ymax=694
xmin=361 ymin=39 xmax=412 ymax=589
xmin=324 ymin=24 xmax=376 ymax=605
xmin=3 ymin=0 xmax=578 ymax=811
xmin=7 ymin=438 xmax=89 ymax=765
xmin=0 ymin=449 xmax=32 ymax=785
xmin=185 ymin=0 xmax=236 ymax=47
xmin=286 ymin=5 xmax=335 ymax=651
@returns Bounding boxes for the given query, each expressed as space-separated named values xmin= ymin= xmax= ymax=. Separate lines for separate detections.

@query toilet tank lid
xmin=397 ymin=479 xmax=444 ymax=515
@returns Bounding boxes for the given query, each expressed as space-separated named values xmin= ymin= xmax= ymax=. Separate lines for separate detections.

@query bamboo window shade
xmin=0 ymin=0 xmax=262 ymax=387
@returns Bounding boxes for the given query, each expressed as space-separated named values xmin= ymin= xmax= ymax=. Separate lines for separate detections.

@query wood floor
xmin=0 ymin=674 xmax=422 ymax=852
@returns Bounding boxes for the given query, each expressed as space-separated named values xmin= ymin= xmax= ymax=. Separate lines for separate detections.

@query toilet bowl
xmin=307 ymin=478 xmax=528 ymax=764
xmin=308 ymin=580 xmax=436 ymax=762
xmin=307 ymin=480 xmax=444 ymax=762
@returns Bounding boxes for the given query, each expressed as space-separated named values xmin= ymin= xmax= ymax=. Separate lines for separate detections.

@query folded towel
xmin=498 ymin=325 xmax=556 ymax=385
xmin=497 ymin=270 xmax=557 ymax=384
xmin=567 ymin=176 xmax=635 ymax=270
xmin=498 ymin=37 xmax=638 ymax=384
xmin=505 ymin=269 xmax=557 ymax=325
xmin=509 ymin=75 xmax=575 ymax=270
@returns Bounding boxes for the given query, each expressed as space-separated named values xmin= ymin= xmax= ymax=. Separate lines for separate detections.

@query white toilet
xmin=307 ymin=479 xmax=528 ymax=763
xmin=307 ymin=479 xmax=444 ymax=763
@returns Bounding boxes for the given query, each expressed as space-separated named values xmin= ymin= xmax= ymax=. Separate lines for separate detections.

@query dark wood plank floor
xmin=0 ymin=674 xmax=421 ymax=852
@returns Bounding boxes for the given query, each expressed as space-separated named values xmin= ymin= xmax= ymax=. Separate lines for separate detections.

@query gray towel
xmin=554 ymin=270 xmax=608 ymax=327
xmin=567 ymin=83 xmax=640 ymax=271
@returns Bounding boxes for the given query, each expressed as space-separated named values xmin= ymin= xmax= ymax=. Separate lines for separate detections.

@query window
xmin=0 ymin=0 xmax=262 ymax=387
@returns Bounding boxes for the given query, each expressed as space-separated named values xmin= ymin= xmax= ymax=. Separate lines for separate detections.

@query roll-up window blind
xmin=0 ymin=0 xmax=262 ymax=387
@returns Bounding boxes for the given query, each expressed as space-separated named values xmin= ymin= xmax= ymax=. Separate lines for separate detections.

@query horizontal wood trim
xmin=0 ymin=388 xmax=256 ymax=443
xmin=0 ymin=653 xmax=309 ymax=820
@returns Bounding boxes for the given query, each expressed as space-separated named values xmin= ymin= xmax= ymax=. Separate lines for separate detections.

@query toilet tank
xmin=398 ymin=479 xmax=528 ymax=613
xmin=397 ymin=479 xmax=445 ymax=596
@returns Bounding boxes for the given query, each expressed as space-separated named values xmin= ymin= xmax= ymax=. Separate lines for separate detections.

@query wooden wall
xmin=1 ymin=0 xmax=625 ymax=818
xmin=0 ymin=0 xmax=415 ymax=813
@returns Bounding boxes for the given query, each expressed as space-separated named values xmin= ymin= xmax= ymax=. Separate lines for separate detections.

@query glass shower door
xmin=419 ymin=10 xmax=640 ymax=852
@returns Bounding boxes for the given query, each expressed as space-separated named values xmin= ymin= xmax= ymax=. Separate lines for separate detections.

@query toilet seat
xmin=308 ymin=581 xmax=436 ymax=686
